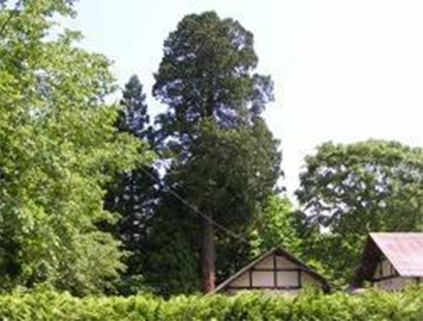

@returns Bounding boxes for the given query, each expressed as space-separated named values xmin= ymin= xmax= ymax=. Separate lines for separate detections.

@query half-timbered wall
xmin=372 ymin=258 xmax=421 ymax=290
xmin=373 ymin=259 xmax=396 ymax=280
xmin=226 ymin=254 xmax=323 ymax=293
xmin=372 ymin=258 xmax=398 ymax=289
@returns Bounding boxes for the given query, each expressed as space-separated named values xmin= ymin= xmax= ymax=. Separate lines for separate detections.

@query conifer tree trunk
xmin=200 ymin=215 xmax=216 ymax=293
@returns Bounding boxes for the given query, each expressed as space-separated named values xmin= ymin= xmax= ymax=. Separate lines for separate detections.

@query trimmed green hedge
xmin=0 ymin=287 xmax=422 ymax=321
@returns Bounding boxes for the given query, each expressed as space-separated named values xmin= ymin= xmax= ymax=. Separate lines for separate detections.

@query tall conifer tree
xmin=153 ymin=12 xmax=282 ymax=293
xmin=104 ymin=76 xmax=159 ymax=294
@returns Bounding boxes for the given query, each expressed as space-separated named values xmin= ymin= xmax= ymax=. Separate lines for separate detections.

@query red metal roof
xmin=370 ymin=233 xmax=423 ymax=277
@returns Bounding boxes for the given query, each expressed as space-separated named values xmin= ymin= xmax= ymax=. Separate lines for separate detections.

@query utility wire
xmin=0 ymin=0 xmax=22 ymax=38
xmin=139 ymin=166 xmax=249 ymax=243
xmin=0 ymin=0 xmax=249 ymax=245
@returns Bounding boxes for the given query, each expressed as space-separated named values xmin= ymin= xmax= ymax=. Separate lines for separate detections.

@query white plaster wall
xmin=373 ymin=259 xmax=395 ymax=279
xmin=225 ymin=254 xmax=325 ymax=293
xmin=382 ymin=260 xmax=393 ymax=276
xmin=254 ymin=255 xmax=299 ymax=269
xmin=229 ymin=269 xmax=321 ymax=289
xmin=231 ymin=272 xmax=249 ymax=287
xmin=255 ymin=256 xmax=274 ymax=269
xmin=225 ymin=288 xmax=298 ymax=296
xmin=374 ymin=277 xmax=405 ymax=290
xmin=277 ymin=271 xmax=298 ymax=287
xmin=252 ymin=271 xmax=273 ymax=287
xmin=374 ymin=277 xmax=421 ymax=290
xmin=276 ymin=256 xmax=297 ymax=269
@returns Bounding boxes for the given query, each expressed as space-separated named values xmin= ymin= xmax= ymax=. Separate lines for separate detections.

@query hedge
xmin=0 ymin=287 xmax=422 ymax=321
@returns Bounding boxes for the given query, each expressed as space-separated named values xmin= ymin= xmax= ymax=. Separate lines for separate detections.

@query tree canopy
xmin=2 ymin=1 xmax=422 ymax=298
xmin=296 ymin=140 xmax=423 ymax=283
xmin=153 ymin=11 xmax=274 ymax=154
xmin=103 ymin=75 xmax=159 ymax=295
xmin=0 ymin=0 xmax=152 ymax=295
xmin=151 ymin=11 xmax=282 ymax=293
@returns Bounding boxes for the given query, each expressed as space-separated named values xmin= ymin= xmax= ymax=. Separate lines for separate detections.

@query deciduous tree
xmin=296 ymin=140 xmax=423 ymax=283
xmin=0 ymin=0 xmax=151 ymax=295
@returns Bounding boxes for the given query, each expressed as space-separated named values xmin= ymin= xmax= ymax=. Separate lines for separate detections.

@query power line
xmin=139 ymin=166 xmax=249 ymax=243
xmin=0 ymin=0 xmax=249 ymax=245
xmin=0 ymin=0 xmax=22 ymax=38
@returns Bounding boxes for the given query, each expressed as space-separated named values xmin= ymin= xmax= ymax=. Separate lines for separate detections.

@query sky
xmin=68 ymin=0 xmax=423 ymax=198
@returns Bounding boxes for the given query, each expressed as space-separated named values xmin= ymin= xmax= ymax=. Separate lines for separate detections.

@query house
xmin=352 ymin=233 xmax=423 ymax=290
xmin=214 ymin=247 xmax=329 ymax=294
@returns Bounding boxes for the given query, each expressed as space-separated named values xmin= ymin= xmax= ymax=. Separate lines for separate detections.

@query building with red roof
xmin=353 ymin=233 xmax=423 ymax=290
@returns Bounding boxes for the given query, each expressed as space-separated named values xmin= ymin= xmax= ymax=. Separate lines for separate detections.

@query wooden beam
xmin=298 ymin=270 xmax=302 ymax=288
xmin=227 ymin=285 xmax=301 ymax=290
xmin=249 ymin=268 xmax=253 ymax=287
xmin=273 ymin=254 xmax=277 ymax=288
xmin=252 ymin=268 xmax=302 ymax=272
xmin=372 ymin=274 xmax=400 ymax=282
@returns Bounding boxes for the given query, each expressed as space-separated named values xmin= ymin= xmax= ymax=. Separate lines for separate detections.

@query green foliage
xmin=176 ymin=119 xmax=282 ymax=227
xmin=0 ymin=287 xmax=422 ymax=321
xmin=103 ymin=75 xmax=158 ymax=295
xmin=247 ymin=195 xmax=333 ymax=285
xmin=146 ymin=11 xmax=282 ymax=294
xmin=250 ymin=195 xmax=301 ymax=255
xmin=296 ymin=140 xmax=423 ymax=284
xmin=139 ymin=198 xmax=202 ymax=295
xmin=153 ymin=11 xmax=274 ymax=145
xmin=116 ymin=75 xmax=151 ymax=140
xmin=0 ymin=0 xmax=152 ymax=294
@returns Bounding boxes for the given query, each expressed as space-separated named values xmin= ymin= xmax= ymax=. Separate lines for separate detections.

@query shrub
xmin=0 ymin=287 xmax=422 ymax=321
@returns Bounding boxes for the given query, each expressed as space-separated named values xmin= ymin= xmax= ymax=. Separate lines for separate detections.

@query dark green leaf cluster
xmin=153 ymin=11 xmax=275 ymax=154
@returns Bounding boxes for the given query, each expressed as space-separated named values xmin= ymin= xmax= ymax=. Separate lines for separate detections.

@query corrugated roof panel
xmin=370 ymin=233 xmax=423 ymax=277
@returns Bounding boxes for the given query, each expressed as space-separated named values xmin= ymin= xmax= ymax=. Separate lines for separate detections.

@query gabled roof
xmin=353 ymin=233 xmax=423 ymax=285
xmin=214 ymin=247 xmax=329 ymax=293
xmin=370 ymin=233 xmax=423 ymax=277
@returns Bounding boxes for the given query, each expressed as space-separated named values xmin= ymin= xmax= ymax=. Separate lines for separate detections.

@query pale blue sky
xmin=68 ymin=0 xmax=423 ymax=197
